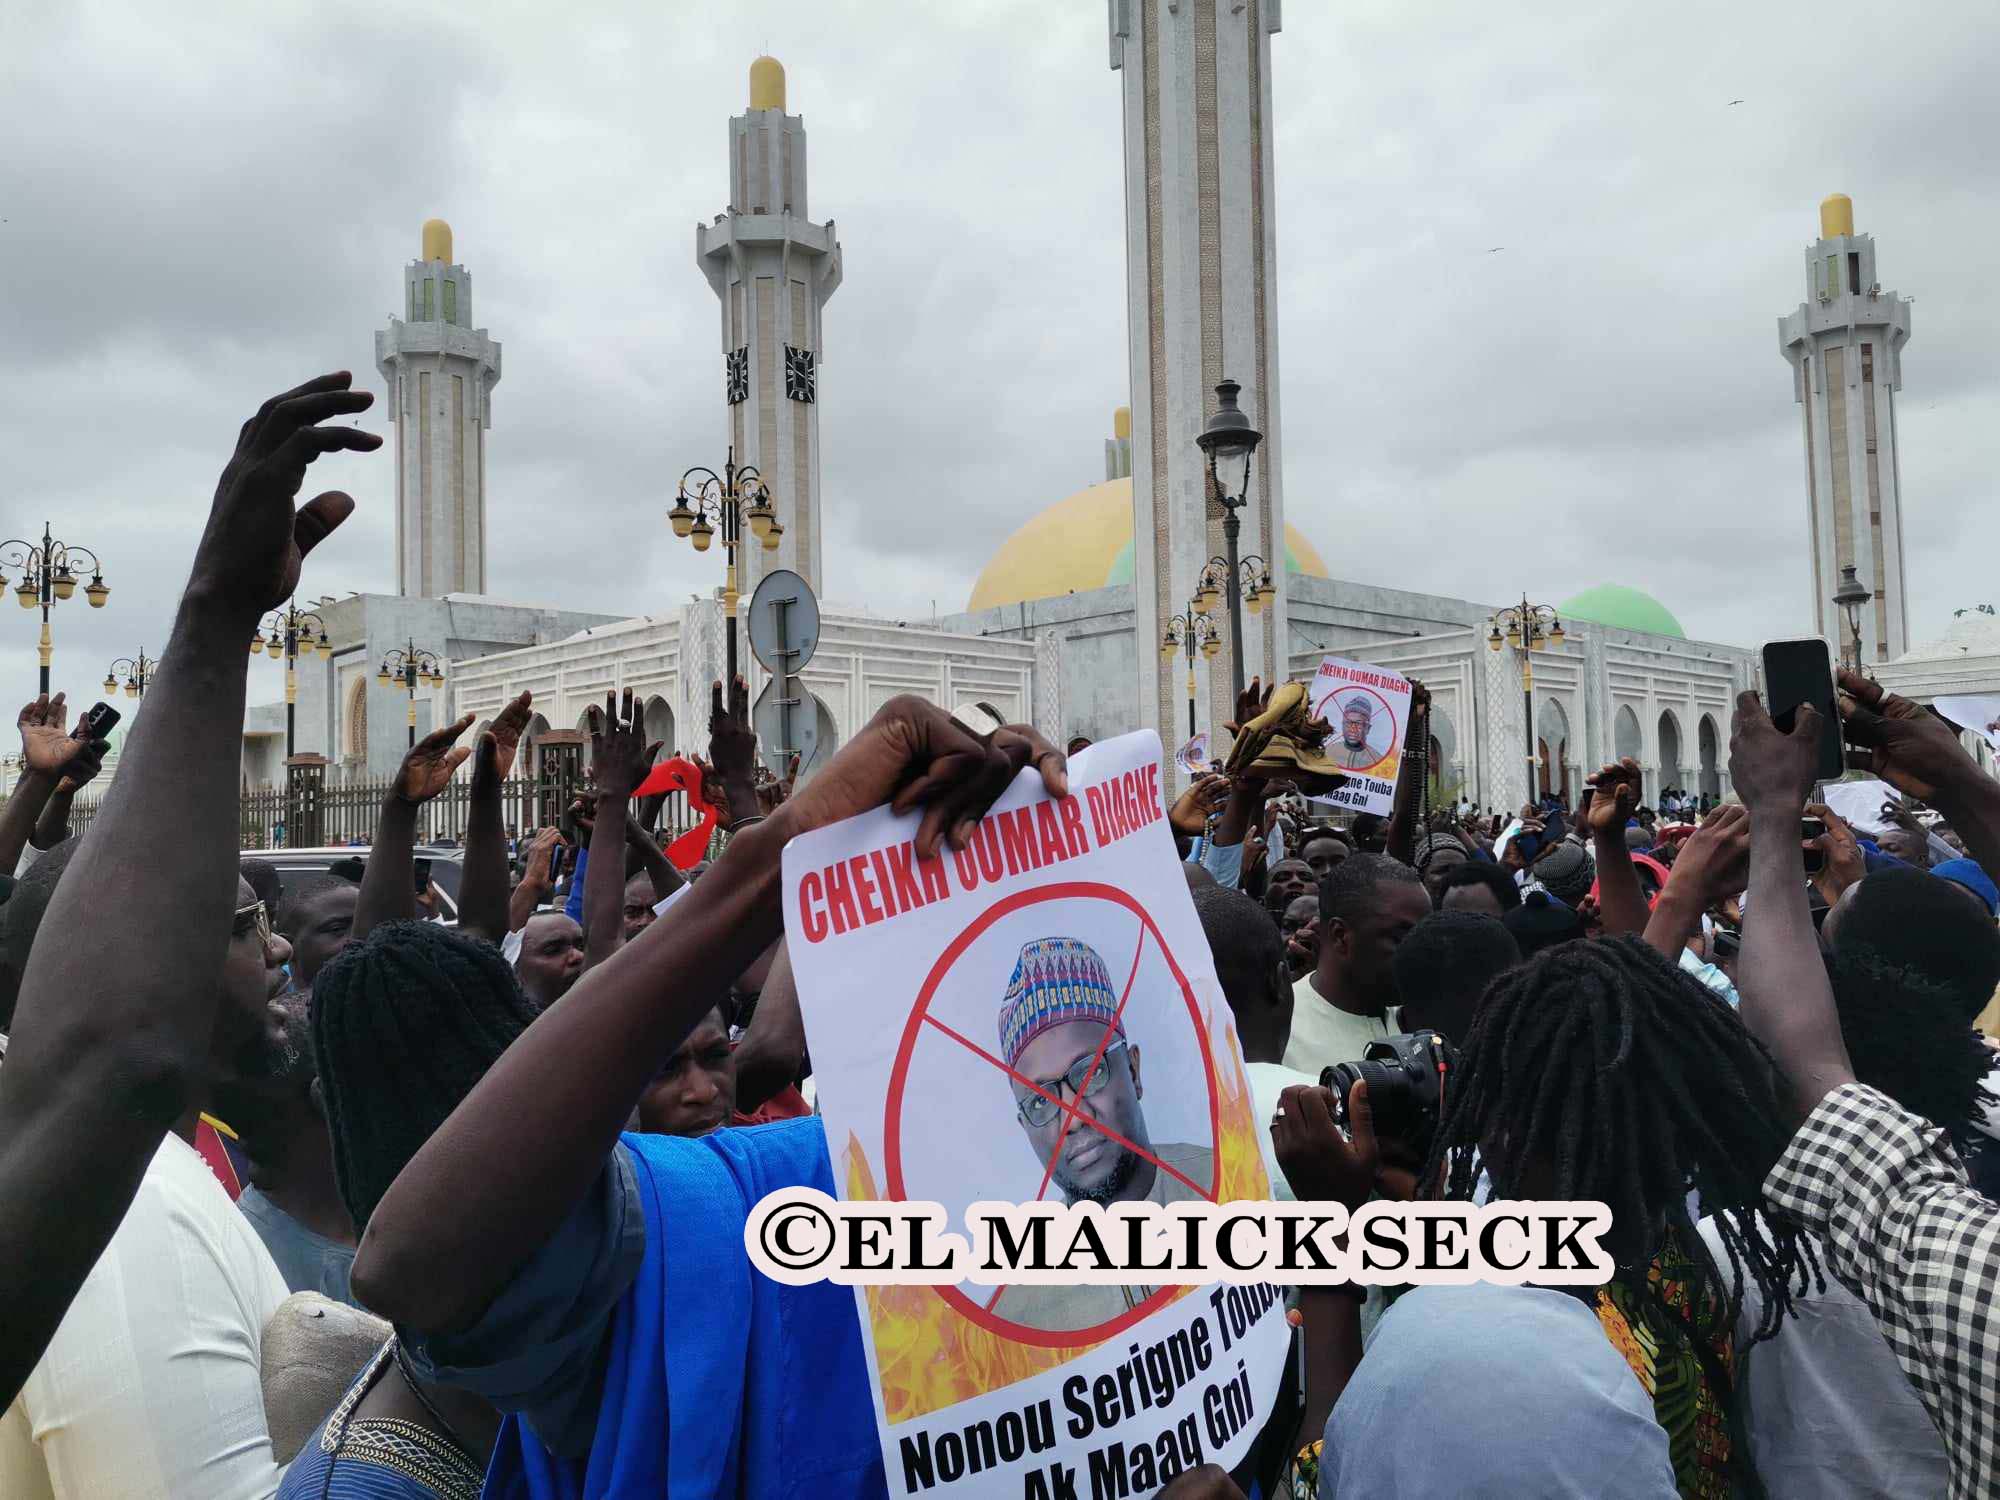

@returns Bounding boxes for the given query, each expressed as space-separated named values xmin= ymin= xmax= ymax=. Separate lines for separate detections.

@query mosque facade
xmin=244 ymin=39 xmax=1980 ymax=819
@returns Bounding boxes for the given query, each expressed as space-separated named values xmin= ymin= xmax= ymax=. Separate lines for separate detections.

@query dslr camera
xmin=1320 ymin=1030 xmax=1459 ymax=1159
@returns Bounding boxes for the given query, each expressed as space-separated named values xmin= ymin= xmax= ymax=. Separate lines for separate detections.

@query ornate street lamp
xmin=377 ymin=639 xmax=445 ymax=748
xmin=667 ymin=446 xmax=781 ymax=684
xmin=0 ymin=523 xmax=108 ymax=694
xmin=1193 ymin=379 xmax=1264 ymax=702
xmin=1832 ymin=564 xmax=1872 ymax=674
xmin=1487 ymin=597 xmax=1566 ymax=801
xmin=251 ymin=599 xmax=331 ymax=760
xmin=104 ymin=650 xmax=157 ymax=700
xmin=1161 ymin=596 xmax=1223 ymax=741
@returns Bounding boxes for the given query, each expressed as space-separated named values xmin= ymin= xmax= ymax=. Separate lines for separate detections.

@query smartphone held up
xmin=1759 ymin=637 xmax=1846 ymax=784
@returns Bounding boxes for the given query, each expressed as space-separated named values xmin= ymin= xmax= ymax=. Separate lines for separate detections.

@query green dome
xmin=1104 ymin=537 xmax=1318 ymax=590
xmin=1556 ymin=584 xmax=1686 ymax=640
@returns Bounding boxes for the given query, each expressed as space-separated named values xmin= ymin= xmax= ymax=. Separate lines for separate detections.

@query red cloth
xmin=631 ymin=757 xmax=721 ymax=869
xmin=193 ymin=1116 xmax=243 ymax=1201
xmin=732 ymin=1084 xmax=810 ymax=1127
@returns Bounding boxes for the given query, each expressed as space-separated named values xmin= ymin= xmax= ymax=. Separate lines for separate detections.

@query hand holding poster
xmin=1306 ymin=656 xmax=1415 ymax=816
xmin=782 ymin=731 xmax=1289 ymax=1497
xmin=1173 ymin=732 xmax=1209 ymax=778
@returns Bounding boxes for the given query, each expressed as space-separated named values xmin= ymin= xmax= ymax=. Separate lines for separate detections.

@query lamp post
xmin=1194 ymin=379 xmax=1264 ymax=704
xmin=1832 ymin=564 xmax=1873 ymax=674
xmin=103 ymin=651 xmax=157 ymax=700
xmin=377 ymin=640 xmax=444 ymax=748
xmin=0 ymin=523 xmax=109 ymax=695
xmin=250 ymin=599 xmax=331 ymax=761
xmin=1196 ymin=554 xmax=1275 ymax=625
xmin=1486 ymin=597 xmax=1566 ymax=803
xmin=1160 ymin=597 xmax=1222 ymax=741
xmin=667 ymin=447 xmax=781 ymax=687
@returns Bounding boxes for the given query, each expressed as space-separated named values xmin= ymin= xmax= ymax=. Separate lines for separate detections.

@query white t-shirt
xmin=1280 ymin=971 xmax=1400 ymax=1077
xmin=0 ymin=1133 xmax=288 ymax=1499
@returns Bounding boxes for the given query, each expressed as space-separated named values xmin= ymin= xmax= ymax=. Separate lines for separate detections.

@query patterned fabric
xmin=1764 ymin=1081 xmax=2000 ymax=1500
xmin=277 ymin=1339 xmax=483 ymax=1499
xmin=1594 ymin=1233 xmax=1735 ymax=1500
xmin=997 ymin=936 xmax=1123 ymax=1067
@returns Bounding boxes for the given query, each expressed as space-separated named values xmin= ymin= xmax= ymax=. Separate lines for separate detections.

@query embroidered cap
xmin=998 ymin=936 xmax=1123 ymax=1068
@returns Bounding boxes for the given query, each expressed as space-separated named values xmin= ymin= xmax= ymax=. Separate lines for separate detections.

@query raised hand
xmin=1804 ymin=801 xmax=1866 ymax=905
xmin=1167 ymin=772 xmax=1230 ymax=836
xmin=1582 ymin=758 xmax=1643 ymax=838
xmin=16 ymin=694 xmax=73 ymax=776
xmin=586 ymin=689 xmax=650 ymax=801
xmin=1838 ymin=668 xmax=1978 ymax=802
xmin=395 ymin=713 xmax=475 ymax=804
xmin=1271 ymin=1081 xmax=1380 ymax=1211
xmin=487 ymin=690 xmax=533 ymax=781
xmin=782 ymin=695 xmax=1067 ymax=857
xmin=1666 ymin=802 xmax=1751 ymax=905
xmin=1729 ymin=690 xmax=1822 ymax=816
xmin=192 ymin=371 xmax=379 ymax=616
xmin=706 ymin=676 xmax=761 ymax=827
xmin=55 ymin=738 xmax=107 ymax=797
xmin=522 ymin=826 xmax=563 ymax=880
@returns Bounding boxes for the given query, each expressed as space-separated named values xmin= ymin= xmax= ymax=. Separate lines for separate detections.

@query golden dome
xmin=965 ymin=476 xmax=1328 ymax=613
xmin=421 ymin=218 xmax=453 ymax=264
xmin=749 ymin=56 xmax=786 ymax=111
xmin=1820 ymin=193 xmax=1854 ymax=239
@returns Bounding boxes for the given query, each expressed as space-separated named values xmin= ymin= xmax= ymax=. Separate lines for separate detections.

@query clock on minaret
xmin=784 ymin=345 xmax=816 ymax=403
xmin=725 ymin=347 xmax=748 ymax=405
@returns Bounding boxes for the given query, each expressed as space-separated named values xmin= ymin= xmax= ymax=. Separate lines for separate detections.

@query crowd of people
xmin=1 ymin=369 xmax=1998 ymax=1499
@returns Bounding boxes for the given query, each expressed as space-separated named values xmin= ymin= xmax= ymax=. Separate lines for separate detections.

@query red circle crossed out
xmin=882 ymin=881 xmax=1221 ymax=1348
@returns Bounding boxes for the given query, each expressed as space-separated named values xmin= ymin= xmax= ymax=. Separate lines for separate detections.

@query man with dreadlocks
xmin=1417 ymin=935 xmax=1816 ymax=1498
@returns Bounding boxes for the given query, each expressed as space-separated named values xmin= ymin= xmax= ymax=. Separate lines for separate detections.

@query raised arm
xmin=733 ymin=938 xmax=806 ymax=1114
xmin=0 ymin=697 xmax=75 ymax=875
xmin=507 ymin=826 xmax=562 ymax=934
xmin=1642 ymin=803 xmax=1749 ymax=958
xmin=353 ymin=695 xmax=1066 ymax=1335
xmin=0 ymin=371 xmax=373 ymax=1401
xmin=580 ymin=690 xmax=648 ymax=971
xmin=1729 ymin=691 xmax=1854 ymax=1117
xmin=1577 ymin=758 xmax=1647 ymax=936
xmin=352 ymin=713 xmax=473 ymax=941
xmin=456 ymin=691 xmax=532 ymax=945
xmin=1383 ymin=680 xmax=1430 ymax=866
xmin=21 ymin=697 xmax=108 ymax=854
xmin=1840 ymin=667 xmax=2000 ymax=880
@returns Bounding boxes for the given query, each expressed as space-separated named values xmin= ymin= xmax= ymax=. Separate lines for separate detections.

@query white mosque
xmin=242 ymin=9 xmax=1967 ymax=814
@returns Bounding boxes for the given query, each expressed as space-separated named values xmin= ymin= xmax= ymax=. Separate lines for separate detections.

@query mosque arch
xmin=1428 ymin=704 xmax=1460 ymax=802
xmin=1537 ymin=698 xmax=1571 ymax=801
xmin=1698 ymin=715 xmax=1722 ymax=801
xmin=342 ymin=675 xmax=369 ymax=764
xmin=641 ymin=694 xmax=675 ymax=754
xmin=1657 ymin=709 xmax=1684 ymax=798
xmin=1613 ymin=704 xmax=1643 ymax=764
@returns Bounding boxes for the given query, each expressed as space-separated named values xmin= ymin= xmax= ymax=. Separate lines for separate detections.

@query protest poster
xmin=1305 ymin=655 xmax=1413 ymax=816
xmin=782 ymin=730 xmax=1289 ymax=1498
xmin=1173 ymin=732 xmax=1209 ymax=777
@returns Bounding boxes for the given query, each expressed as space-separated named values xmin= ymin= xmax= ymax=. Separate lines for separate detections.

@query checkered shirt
xmin=1763 ymin=1082 xmax=2000 ymax=1500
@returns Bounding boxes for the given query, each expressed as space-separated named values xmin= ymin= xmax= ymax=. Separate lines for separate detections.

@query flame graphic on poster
xmin=846 ymin=1016 xmax=1270 ymax=1422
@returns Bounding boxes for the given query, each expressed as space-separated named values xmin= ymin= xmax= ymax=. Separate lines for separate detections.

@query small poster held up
xmin=1306 ymin=655 xmax=1414 ymax=817
xmin=1173 ymin=731 xmax=1210 ymax=777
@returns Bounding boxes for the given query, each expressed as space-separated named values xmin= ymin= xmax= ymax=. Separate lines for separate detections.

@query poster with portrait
xmin=1305 ymin=655 xmax=1413 ymax=817
xmin=783 ymin=730 xmax=1289 ymax=1498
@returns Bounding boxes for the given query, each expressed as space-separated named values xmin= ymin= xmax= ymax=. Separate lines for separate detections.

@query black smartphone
xmin=549 ymin=842 xmax=564 ymax=884
xmin=1801 ymin=816 xmax=1827 ymax=876
xmin=1760 ymin=638 xmax=1845 ymax=783
xmin=77 ymin=701 xmax=121 ymax=741
xmin=413 ymin=856 xmax=433 ymax=895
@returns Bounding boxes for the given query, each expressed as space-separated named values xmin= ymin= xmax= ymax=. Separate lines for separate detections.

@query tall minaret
xmin=375 ymin=219 xmax=503 ymax=597
xmin=1109 ymin=1 xmax=1287 ymax=768
xmin=697 ymin=56 xmax=843 ymax=602
xmin=1779 ymin=193 xmax=1913 ymax=664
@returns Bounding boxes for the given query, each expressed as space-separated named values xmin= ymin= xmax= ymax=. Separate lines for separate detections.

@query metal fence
xmin=66 ymin=774 xmax=712 ymax=853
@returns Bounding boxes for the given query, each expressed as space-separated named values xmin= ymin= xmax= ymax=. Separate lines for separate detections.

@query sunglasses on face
xmin=1015 ymin=1039 xmax=1128 ymax=1129
xmin=233 ymin=900 xmax=274 ymax=949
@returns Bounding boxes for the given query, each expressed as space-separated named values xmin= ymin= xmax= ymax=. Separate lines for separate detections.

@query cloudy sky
xmin=4 ymin=0 xmax=1997 ymax=712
